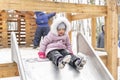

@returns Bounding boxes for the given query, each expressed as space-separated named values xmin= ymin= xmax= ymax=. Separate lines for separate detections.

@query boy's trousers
xmin=33 ymin=27 xmax=50 ymax=47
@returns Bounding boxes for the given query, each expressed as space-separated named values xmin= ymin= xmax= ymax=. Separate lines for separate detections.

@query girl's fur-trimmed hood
xmin=50 ymin=17 xmax=71 ymax=35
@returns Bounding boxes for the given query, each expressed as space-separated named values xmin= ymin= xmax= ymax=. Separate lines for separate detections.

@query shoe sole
xmin=62 ymin=55 xmax=71 ymax=64
xmin=78 ymin=58 xmax=87 ymax=70
xmin=77 ymin=52 xmax=87 ymax=65
xmin=81 ymin=57 xmax=87 ymax=65
xmin=76 ymin=58 xmax=87 ymax=70
xmin=58 ymin=55 xmax=71 ymax=69
xmin=76 ymin=66 xmax=83 ymax=70
xmin=58 ymin=62 xmax=65 ymax=69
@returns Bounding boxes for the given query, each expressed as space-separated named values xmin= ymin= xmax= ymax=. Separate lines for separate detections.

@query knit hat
xmin=57 ymin=22 xmax=66 ymax=30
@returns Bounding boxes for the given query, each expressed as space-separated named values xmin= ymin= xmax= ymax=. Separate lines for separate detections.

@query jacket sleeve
xmin=47 ymin=12 xmax=56 ymax=19
xmin=39 ymin=34 xmax=51 ymax=52
xmin=66 ymin=35 xmax=73 ymax=53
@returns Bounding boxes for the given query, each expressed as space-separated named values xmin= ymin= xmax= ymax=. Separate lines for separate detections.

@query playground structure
xmin=11 ymin=31 xmax=114 ymax=80
xmin=0 ymin=0 xmax=119 ymax=80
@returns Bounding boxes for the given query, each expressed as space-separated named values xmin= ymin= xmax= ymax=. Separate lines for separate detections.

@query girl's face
xmin=57 ymin=28 xmax=65 ymax=36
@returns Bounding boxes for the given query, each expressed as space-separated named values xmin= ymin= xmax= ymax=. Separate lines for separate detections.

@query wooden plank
xmin=66 ymin=13 xmax=72 ymax=42
xmin=91 ymin=18 xmax=96 ymax=48
xmin=0 ymin=63 xmax=19 ymax=78
xmin=117 ymin=58 xmax=120 ymax=66
xmin=25 ymin=13 xmax=34 ymax=46
xmin=1 ymin=11 xmax=8 ymax=47
xmin=117 ymin=6 xmax=120 ymax=15
xmin=99 ymin=55 xmax=107 ymax=66
xmin=72 ymin=13 xmax=106 ymax=20
xmin=106 ymin=0 xmax=118 ymax=80
xmin=0 ymin=0 xmax=107 ymax=14
xmin=0 ymin=29 xmax=2 ymax=32
xmin=95 ymin=48 xmax=105 ymax=51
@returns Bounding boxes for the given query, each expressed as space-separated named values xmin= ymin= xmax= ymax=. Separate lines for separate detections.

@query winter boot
xmin=33 ymin=46 xmax=38 ymax=49
xmin=74 ymin=57 xmax=87 ymax=70
xmin=58 ymin=55 xmax=71 ymax=69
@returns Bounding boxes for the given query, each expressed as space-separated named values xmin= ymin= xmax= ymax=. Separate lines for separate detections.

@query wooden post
xmin=105 ymin=16 xmax=108 ymax=51
xmin=0 ymin=11 xmax=2 ymax=47
xmin=91 ymin=18 xmax=96 ymax=48
xmin=17 ymin=16 xmax=21 ymax=45
xmin=25 ymin=11 xmax=33 ymax=47
xmin=106 ymin=0 xmax=118 ymax=79
xmin=1 ymin=11 xmax=8 ymax=47
xmin=66 ymin=13 xmax=72 ymax=42
xmin=25 ymin=11 xmax=36 ymax=47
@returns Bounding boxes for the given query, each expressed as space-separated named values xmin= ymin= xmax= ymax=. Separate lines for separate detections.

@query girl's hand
xmin=38 ymin=52 xmax=46 ymax=59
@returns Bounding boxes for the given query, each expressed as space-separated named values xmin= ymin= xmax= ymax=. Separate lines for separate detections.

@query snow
xmin=0 ymin=47 xmax=39 ymax=64
xmin=0 ymin=48 xmax=13 ymax=64
xmin=0 ymin=76 xmax=20 ymax=80
xmin=0 ymin=47 xmax=39 ymax=80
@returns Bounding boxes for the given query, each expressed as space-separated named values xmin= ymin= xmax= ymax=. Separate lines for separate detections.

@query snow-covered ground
xmin=0 ymin=47 xmax=39 ymax=64
xmin=0 ymin=76 xmax=20 ymax=80
xmin=0 ymin=47 xmax=39 ymax=80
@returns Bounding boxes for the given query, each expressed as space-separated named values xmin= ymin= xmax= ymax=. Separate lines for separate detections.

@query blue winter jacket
xmin=35 ymin=12 xmax=56 ymax=27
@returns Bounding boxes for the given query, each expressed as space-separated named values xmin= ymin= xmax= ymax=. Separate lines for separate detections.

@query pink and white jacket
xmin=39 ymin=17 xmax=72 ymax=55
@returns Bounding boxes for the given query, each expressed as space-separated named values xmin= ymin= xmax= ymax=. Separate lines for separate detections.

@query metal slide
xmin=11 ymin=32 xmax=114 ymax=80
xmin=11 ymin=32 xmax=27 ymax=80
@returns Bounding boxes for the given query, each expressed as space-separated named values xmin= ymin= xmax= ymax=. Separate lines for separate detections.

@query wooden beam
xmin=99 ymin=55 xmax=107 ymax=66
xmin=117 ymin=6 xmax=120 ymax=15
xmin=106 ymin=0 xmax=118 ymax=80
xmin=0 ymin=63 xmax=19 ymax=78
xmin=95 ymin=47 xmax=105 ymax=51
xmin=72 ymin=13 xmax=106 ymax=20
xmin=25 ymin=11 xmax=36 ymax=46
xmin=0 ymin=0 xmax=107 ymax=14
xmin=1 ymin=11 xmax=8 ymax=47
xmin=66 ymin=13 xmax=72 ymax=42
xmin=117 ymin=58 xmax=120 ymax=66
xmin=91 ymin=18 xmax=96 ymax=48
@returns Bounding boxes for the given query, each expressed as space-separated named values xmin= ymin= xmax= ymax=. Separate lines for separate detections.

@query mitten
xmin=69 ymin=50 xmax=73 ymax=54
xmin=38 ymin=52 xmax=46 ymax=59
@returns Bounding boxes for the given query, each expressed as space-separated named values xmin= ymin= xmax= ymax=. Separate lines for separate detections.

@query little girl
xmin=38 ymin=17 xmax=86 ymax=70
